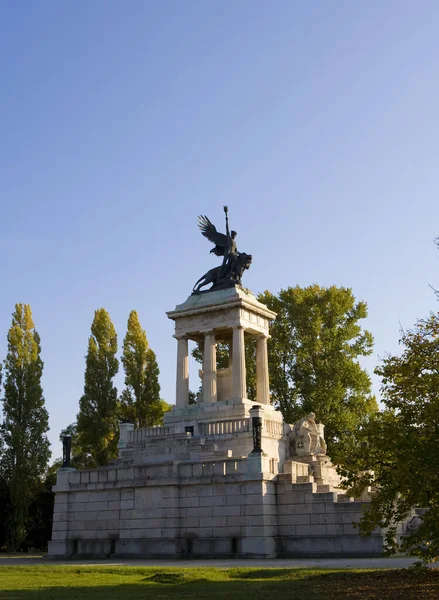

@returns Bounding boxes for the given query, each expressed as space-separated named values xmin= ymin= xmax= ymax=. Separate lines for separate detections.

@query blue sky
xmin=1 ymin=1 xmax=438 ymax=461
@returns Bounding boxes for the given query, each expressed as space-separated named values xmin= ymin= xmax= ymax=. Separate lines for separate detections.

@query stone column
xmin=175 ymin=335 xmax=189 ymax=408
xmin=256 ymin=334 xmax=270 ymax=404
xmin=232 ymin=326 xmax=246 ymax=399
xmin=203 ymin=331 xmax=217 ymax=403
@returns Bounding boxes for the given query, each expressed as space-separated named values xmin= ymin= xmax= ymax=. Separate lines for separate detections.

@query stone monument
xmin=48 ymin=209 xmax=389 ymax=559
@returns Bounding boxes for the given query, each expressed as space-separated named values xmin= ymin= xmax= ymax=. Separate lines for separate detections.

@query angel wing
xmin=197 ymin=215 xmax=228 ymax=256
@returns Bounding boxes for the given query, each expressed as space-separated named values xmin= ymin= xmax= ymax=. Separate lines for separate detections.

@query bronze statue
xmin=193 ymin=207 xmax=252 ymax=294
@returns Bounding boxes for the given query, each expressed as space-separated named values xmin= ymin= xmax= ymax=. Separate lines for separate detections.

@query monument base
xmin=49 ymin=283 xmax=392 ymax=558
xmin=49 ymin=418 xmax=387 ymax=560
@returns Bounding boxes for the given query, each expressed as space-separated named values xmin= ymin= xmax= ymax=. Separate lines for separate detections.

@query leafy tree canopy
xmin=58 ymin=423 xmax=94 ymax=470
xmin=260 ymin=285 xmax=377 ymax=446
xmin=337 ymin=312 xmax=439 ymax=562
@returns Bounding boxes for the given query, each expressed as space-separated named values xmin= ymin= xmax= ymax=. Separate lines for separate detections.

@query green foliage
xmin=192 ymin=342 xmax=229 ymax=370
xmin=188 ymin=390 xmax=198 ymax=405
xmin=59 ymin=423 xmax=94 ymax=470
xmin=149 ymin=399 xmax=172 ymax=424
xmin=337 ymin=312 xmax=439 ymax=562
xmin=244 ymin=337 xmax=257 ymax=401
xmin=0 ymin=362 xmax=4 ymax=548
xmin=119 ymin=311 xmax=165 ymax=427
xmin=0 ymin=304 xmax=50 ymax=550
xmin=0 ymin=472 xmax=10 ymax=549
xmin=259 ymin=285 xmax=377 ymax=446
xmin=22 ymin=470 xmax=54 ymax=551
xmin=76 ymin=308 xmax=119 ymax=467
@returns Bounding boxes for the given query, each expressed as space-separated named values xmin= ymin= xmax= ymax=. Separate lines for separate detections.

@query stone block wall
xmin=49 ymin=457 xmax=384 ymax=559
xmin=276 ymin=481 xmax=383 ymax=557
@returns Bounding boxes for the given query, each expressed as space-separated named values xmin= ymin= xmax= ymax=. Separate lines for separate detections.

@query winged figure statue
xmin=192 ymin=207 xmax=252 ymax=294
xmin=197 ymin=214 xmax=237 ymax=257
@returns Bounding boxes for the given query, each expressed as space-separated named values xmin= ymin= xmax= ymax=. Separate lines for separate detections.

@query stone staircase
xmin=275 ymin=477 xmax=384 ymax=556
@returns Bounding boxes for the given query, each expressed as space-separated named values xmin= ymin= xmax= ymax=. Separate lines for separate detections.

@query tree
xmin=76 ymin=308 xmax=119 ymax=466
xmin=259 ymin=285 xmax=377 ymax=445
xmin=119 ymin=310 xmax=165 ymax=427
xmin=0 ymin=304 xmax=50 ymax=550
xmin=337 ymin=312 xmax=439 ymax=562
xmin=0 ymin=468 xmax=10 ymax=550
xmin=58 ymin=423 xmax=94 ymax=470
xmin=21 ymin=469 xmax=55 ymax=551
xmin=188 ymin=390 xmax=199 ymax=405
xmin=0 ymin=364 xmax=5 ymax=549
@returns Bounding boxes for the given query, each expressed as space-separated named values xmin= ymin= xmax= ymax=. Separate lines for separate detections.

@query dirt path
xmin=0 ymin=555 xmax=425 ymax=569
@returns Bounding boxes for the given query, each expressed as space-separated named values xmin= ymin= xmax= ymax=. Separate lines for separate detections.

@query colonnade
xmin=175 ymin=327 xmax=270 ymax=407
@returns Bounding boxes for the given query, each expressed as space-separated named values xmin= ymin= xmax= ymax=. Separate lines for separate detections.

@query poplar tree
xmin=119 ymin=310 xmax=164 ymax=427
xmin=76 ymin=308 xmax=119 ymax=466
xmin=0 ymin=304 xmax=50 ymax=550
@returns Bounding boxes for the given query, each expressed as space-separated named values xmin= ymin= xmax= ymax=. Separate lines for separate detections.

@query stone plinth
xmin=48 ymin=450 xmax=384 ymax=560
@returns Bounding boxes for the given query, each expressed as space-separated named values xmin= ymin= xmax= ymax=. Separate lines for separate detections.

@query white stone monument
xmin=48 ymin=210 xmax=388 ymax=559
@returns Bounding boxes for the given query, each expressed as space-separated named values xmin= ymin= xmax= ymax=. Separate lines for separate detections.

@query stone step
xmin=289 ymin=481 xmax=317 ymax=492
xmin=316 ymin=484 xmax=333 ymax=493
xmin=315 ymin=491 xmax=338 ymax=502
xmin=296 ymin=475 xmax=313 ymax=483
xmin=277 ymin=473 xmax=293 ymax=483
xmin=337 ymin=494 xmax=354 ymax=502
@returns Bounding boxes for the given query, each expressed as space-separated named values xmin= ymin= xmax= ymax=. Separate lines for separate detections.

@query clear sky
xmin=1 ymin=1 xmax=438 ymax=461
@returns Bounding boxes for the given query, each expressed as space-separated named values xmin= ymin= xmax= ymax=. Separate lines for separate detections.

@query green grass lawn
xmin=0 ymin=565 xmax=438 ymax=600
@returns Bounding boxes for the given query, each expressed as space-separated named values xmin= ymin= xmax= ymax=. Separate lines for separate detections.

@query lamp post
xmin=250 ymin=405 xmax=263 ymax=454
xmin=62 ymin=435 xmax=72 ymax=468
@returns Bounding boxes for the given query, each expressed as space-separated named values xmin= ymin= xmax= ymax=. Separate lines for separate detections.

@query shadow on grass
xmin=142 ymin=572 xmax=187 ymax=584
xmin=228 ymin=568 xmax=298 ymax=579
xmin=0 ymin=581 xmax=324 ymax=600
xmin=1 ymin=569 xmax=439 ymax=600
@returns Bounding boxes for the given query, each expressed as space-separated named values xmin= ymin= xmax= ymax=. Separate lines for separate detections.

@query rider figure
xmin=218 ymin=207 xmax=238 ymax=282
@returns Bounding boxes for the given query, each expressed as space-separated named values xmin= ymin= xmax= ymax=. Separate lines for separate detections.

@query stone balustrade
xmin=263 ymin=419 xmax=284 ymax=436
xmin=283 ymin=460 xmax=312 ymax=482
xmin=129 ymin=426 xmax=176 ymax=443
xmin=206 ymin=418 xmax=250 ymax=436
xmin=127 ymin=416 xmax=282 ymax=445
